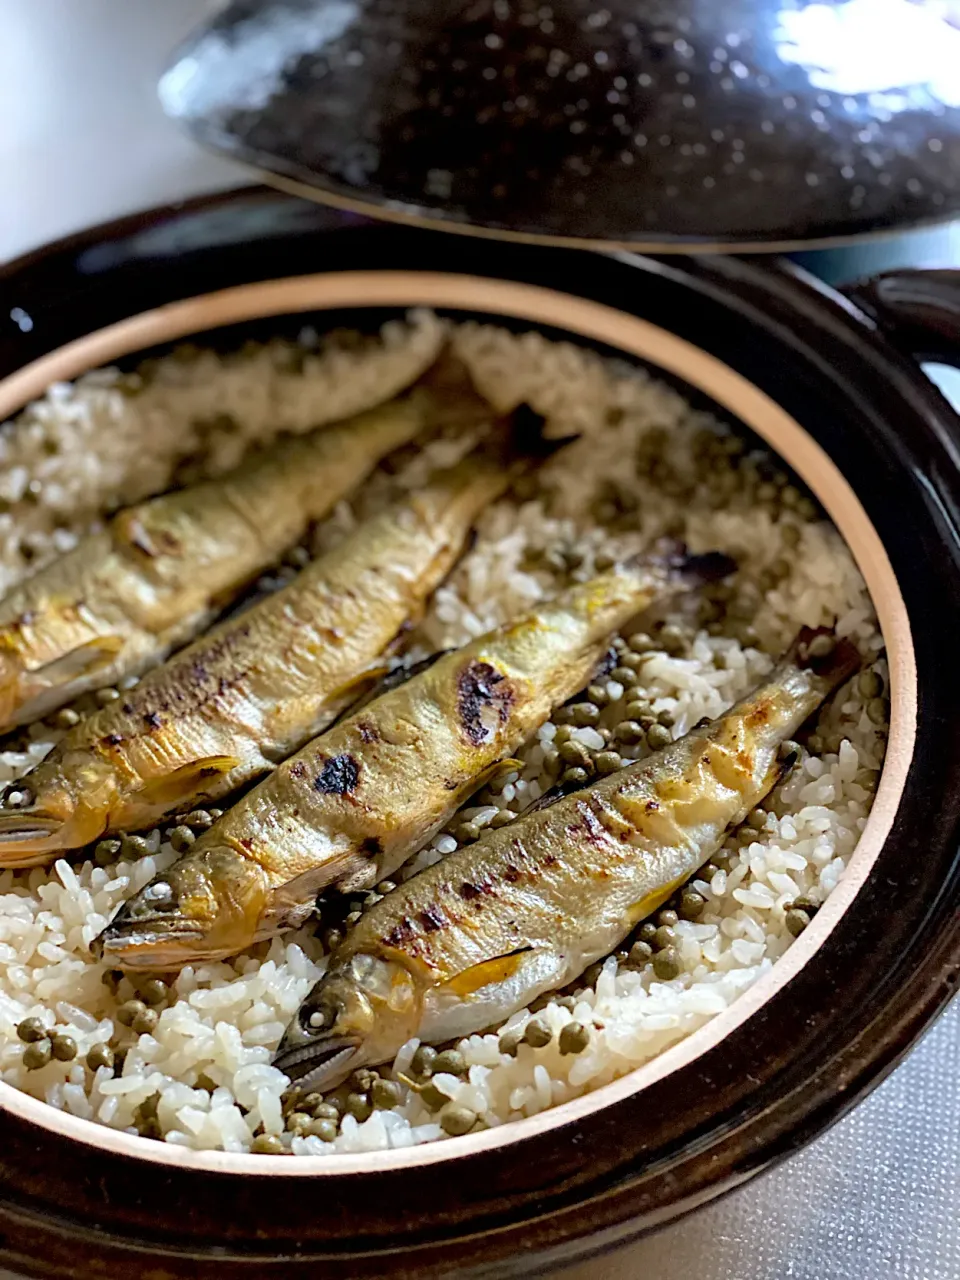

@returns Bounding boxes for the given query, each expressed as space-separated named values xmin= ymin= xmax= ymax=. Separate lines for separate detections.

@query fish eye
xmin=143 ymin=881 xmax=175 ymax=905
xmin=302 ymin=999 xmax=338 ymax=1034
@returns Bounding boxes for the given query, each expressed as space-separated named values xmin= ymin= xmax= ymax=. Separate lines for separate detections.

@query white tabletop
xmin=3 ymin=3 xmax=960 ymax=1277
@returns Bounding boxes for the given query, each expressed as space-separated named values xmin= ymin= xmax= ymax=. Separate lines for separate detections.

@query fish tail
xmin=627 ymin=538 xmax=737 ymax=585
xmin=499 ymin=403 xmax=575 ymax=464
xmin=790 ymin=626 xmax=861 ymax=687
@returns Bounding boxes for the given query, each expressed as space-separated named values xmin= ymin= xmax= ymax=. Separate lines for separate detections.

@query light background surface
xmin=1 ymin=3 xmax=959 ymax=1277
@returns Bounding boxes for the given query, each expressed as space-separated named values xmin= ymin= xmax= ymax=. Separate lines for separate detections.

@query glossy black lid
xmin=159 ymin=0 xmax=960 ymax=250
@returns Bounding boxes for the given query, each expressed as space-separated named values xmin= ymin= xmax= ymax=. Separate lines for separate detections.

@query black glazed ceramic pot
xmin=158 ymin=0 xmax=960 ymax=249
xmin=0 ymin=187 xmax=958 ymax=1279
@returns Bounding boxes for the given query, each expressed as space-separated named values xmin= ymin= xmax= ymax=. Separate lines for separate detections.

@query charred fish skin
xmin=274 ymin=628 xmax=858 ymax=1091
xmin=0 ymin=394 xmax=433 ymax=734
xmin=96 ymin=545 xmax=734 ymax=971
xmin=0 ymin=417 xmax=545 ymax=866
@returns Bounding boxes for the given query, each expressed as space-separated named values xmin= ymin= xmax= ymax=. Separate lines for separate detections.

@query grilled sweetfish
xmin=274 ymin=628 xmax=858 ymax=1090
xmin=0 ymin=387 xmax=441 ymax=732
xmin=95 ymin=546 xmax=734 ymax=970
xmin=0 ymin=414 xmax=548 ymax=864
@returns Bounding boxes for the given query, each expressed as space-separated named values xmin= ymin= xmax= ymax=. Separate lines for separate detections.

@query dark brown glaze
xmin=456 ymin=659 xmax=514 ymax=746
xmin=0 ymin=190 xmax=956 ymax=1279
xmin=313 ymin=754 xmax=361 ymax=794
xmin=159 ymin=1 xmax=960 ymax=248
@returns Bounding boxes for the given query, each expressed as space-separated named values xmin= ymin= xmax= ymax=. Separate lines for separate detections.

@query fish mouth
xmin=273 ymin=1035 xmax=362 ymax=1092
xmin=0 ymin=810 xmax=79 ymax=863
xmin=93 ymin=914 xmax=208 ymax=969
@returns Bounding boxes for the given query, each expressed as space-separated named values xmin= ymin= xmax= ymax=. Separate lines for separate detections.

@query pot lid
xmin=160 ymin=0 xmax=960 ymax=251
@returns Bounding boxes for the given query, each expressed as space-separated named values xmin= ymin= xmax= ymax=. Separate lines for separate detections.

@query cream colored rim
xmin=0 ymin=271 xmax=916 ymax=1176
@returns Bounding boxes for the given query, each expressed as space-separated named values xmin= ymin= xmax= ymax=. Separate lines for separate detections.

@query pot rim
xmin=0 ymin=266 xmax=916 ymax=1178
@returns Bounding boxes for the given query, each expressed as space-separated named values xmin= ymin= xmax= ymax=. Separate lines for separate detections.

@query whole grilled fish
xmin=0 ymin=416 xmax=546 ymax=865
xmin=0 ymin=389 xmax=440 ymax=733
xmin=273 ymin=628 xmax=858 ymax=1091
xmin=95 ymin=546 xmax=735 ymax=970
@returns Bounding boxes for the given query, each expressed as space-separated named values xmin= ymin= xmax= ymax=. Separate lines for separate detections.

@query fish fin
xmin=135 ymin=756 xmax=241 ymax=808
xmin=444 ymin=946 xmax=535 ymax=999
xmin=335 ymin=651 xmax=453 ymax=723
xmin=471 ymin=757 xmax=525 ymax=792
xmin=522 ymin=777 xmax=590 ymax=816
xmin=31 ymin=635 xmax=125 ymax=684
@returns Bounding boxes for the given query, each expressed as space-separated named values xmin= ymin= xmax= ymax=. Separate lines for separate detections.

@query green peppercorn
xmin=785 ymin=908 xmax=811 ymax=937
xmin=95 ymin=687 xmax=120 ymax=706
xmin=350 ymin=1067 xmax=378 ymax=1093
xmin=23 ymin=1040 xmax=52 ymax=1070
xmin=440 ymin=1106 xmax=477 ymax=1137
xmin=372 ymin=1078 xmax=403 ymax=1109
xmin=558 ymin=1022 xmax=591 ymax=1055
xmin=50 ymin=1033 xmax=77 ymax=1062
xmin=614 ymin=720 xmax=646 ymax=746
xmin=456 ymin=820 xmax=481 ymax=843
xmin=627 ymin=632 xmax=654 ymax=653
xmin=169 ymin=825 xmax=196 ymax=853
xmin=571 ymin=702 xmax=600 ymax=727
xmin=657 ymin=708 xmax=675 ymax=727
xmin=140 ymin=978 xmax=168 ymax=1007
xmin=16 ymin=1016 xmax=47 ymax=1043
xmin=628 ymin=940 xmax=653 ymax=967
xmin=490 ymin=809 xmax=516 ymax=829
xmin=411 ymin=1044 xmax=437 ymax=1078
xmin=523 ymin=1016 xmax=553 ymax=1048
xmin=591 ymin=750 xmax=621 ymax=776
xmin=182 ymin=810 xmax=214 ymax=830
xmin=54 ymin=707 xmax=81 ymax=730
xmin=116 ymin=999 xmax=146 ymax=1027
xmin=562 ymin=767 xmax=590 ymax=786
xmin=120 ymin=834 xmax=152 ymax=860
xmin=582 ymin=962 xmax=604 ymax=987
xmin=867 ymin=698 xmax=889 ymax=726
xmin=345 ymin=1092 xmax=373 ymax=1122
xmin=609 ymin=666 xmax=638 ymax=687
xmin=679 ymin=889 xmax=706 ymax=920
xmin=131 ymin=1007 xmax=159 ymax=1036
xmin=286 ymin=1111 xmax=312 ymax=1135
xmin=309 ymin=1118 xmax=339 ymax=1143
xmin=251 ymin=1133 xmax=285 ymax=1155
xmin=375 ymin=881 xmax=397 ymax=895
xmin=559 ymin=740 xmax=591 ymax=768
xmin=653 ymin=924 xmax=676 ymax=950
xmin=94 ymin=837 xmax=123 ymax=866
xmin=433 ymin=1049 xmax=468 ymax=1076
xmin=498 ymin=1027 xmax=523 ymax=1058
xmin=311 ymin=1100 xmax=340 ymax=1122
xmin=646 ymin=723 xmax=672 ymax=750
xmin=344 ymin=910 xmax=362 ymax=928
xmin=553 ymin=725 xmax=575 ymax=745
xmin=652 ymin=947 xmax=681 ymax=980
xmin=637 ymin=922 xmax=658 ymax=946
xmin=86 ymin=1043 xmax=114 ymax=1071
xmin=586 ymin=684 xmax=610 ymax=706
xmin=657 ymin=909 xmax=679 ymax=928
xmin=322 ymin=926 xmax=344 ymax=953
xmin=420 ymin=1081 xmax=452 ymax=1112
xmin=857 ymin=669 xmax=884 ymax=700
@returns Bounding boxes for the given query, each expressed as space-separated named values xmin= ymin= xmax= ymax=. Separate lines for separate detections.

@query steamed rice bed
xmin=0 ymin=311 xmax=886 ymax=1155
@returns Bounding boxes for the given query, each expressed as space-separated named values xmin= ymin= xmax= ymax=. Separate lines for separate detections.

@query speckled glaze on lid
xmin=159 ymin=0 xmax=960 ymax=248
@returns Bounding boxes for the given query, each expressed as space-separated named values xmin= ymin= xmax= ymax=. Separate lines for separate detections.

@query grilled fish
xmin=0 ymin=389 xmax=440 ymax=732
xmin=0 ymin=415 xmax=547 ymax=865
xmin=273 ymin=628 xmax=858 ymax=1091
xmin=95 ymin=546 xmax=734 ymax=970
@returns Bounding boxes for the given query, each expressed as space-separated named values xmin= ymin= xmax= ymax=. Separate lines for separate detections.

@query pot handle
xmin=843 ymin=269 xmax=960 ymax=369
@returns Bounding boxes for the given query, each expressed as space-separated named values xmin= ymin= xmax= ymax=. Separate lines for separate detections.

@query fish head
xmin=0 ymin=754 xmax=118 ymax=864
xmin=93 ymin=844 xmax=269 ymax=970
xmin=274 ymin=953 xmax=422 ymax=1092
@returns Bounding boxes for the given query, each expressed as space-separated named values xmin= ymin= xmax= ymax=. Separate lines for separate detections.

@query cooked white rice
xmin=0 ymin=311 xmax=886 ymax=1156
